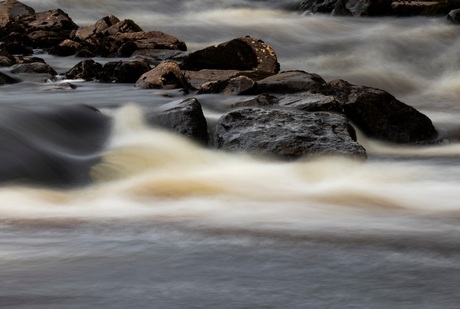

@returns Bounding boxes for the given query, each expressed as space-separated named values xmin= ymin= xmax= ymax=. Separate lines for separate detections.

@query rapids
xmin=2 ymin=0 xmax=460 ymax=308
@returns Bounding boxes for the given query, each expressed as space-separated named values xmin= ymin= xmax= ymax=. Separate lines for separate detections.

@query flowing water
xmin=2 ymin=0 xmax=460 ymax=308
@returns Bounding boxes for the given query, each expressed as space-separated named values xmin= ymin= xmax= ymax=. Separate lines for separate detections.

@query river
xmin=1 ymin=0 xmax=460 ymax=308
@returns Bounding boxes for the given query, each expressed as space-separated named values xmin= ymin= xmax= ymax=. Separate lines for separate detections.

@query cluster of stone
xmin=0 ymin=0 xmax=440 ymax=164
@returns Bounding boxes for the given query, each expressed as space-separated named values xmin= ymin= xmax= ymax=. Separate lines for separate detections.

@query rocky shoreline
xmin=0 ymin=0 xmax=447 ymax=182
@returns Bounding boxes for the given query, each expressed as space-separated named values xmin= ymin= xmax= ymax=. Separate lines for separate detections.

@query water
xmin=2 ymin=1 xmax=460 ymax=307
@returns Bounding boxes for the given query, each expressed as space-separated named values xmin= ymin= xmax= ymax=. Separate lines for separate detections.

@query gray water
xmin=2 ymin=1 xmax=460 ymax=308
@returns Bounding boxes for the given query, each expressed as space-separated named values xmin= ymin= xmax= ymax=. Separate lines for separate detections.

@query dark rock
xmin=230 ymin=93 xmax=278 ymax=109
xmin=71 ymin=15 xmax=120 ymax=41
xmin=47 ymin=39 xmax=82 ymax=56
xmin=99 ymin=59 xmax=151 ymax=83
xmin=421 ymin=0 xmax=460 ymax=16
xmin=20 ymin=8 xmax=78 ymax=33
xmin=215 ymin=107 xmax=367 ymax=160
xmin=75 ymin=48 xmax=96 ymax=58
xmin=300 ymin=0 xmax=394 ymax=16
xmin=102 ymin=19 xmax=143 ymax=36
xmin=0 ymin=70 xmax=20 ymax=84
xmin=198 ymin=75 xmax=256 ymax=95
xmin=145 ymin=98 xmax=209 ymax=145
xmin=1 ymin=41 xmax=32 ymax=55
xmin=392 ymin=1 xmax=437 ymax=16
xmin=319 ymin=79 xmax=438 ymax=143
xmin=131 ymin=49 xmax=186 ymax=63
xmin=0 ymin=0 xmax=35 ymax=36
xmin=0 ymin=55 xmax=15 ymax=66
xmin=0 ymin=104 xmax=111 ymax=187
xmin=27 ymin=30 xmax=67 ymax=48
xmin=276 ymin=93 xmax=343 ymax=112
xmin=11 ymin=62 xmax=57 ymax=75
xmin=13 ymin=55 xmax=45 ymax=64
xmin=64 ymin=59 xmax=103 ymax=81
xmin=181 ymin=36 xmax=279 ymax=74
xmin=253 ymin=70 xmax=326 ymax=94
xmin=448 ymin=9 xmax=460 ymax=23
xmin=135 ymin=61 xmax=190 ymax=90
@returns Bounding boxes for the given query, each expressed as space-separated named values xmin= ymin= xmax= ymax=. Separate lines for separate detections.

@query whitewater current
xmin=1 ymin=1 xmax=460 ymax=308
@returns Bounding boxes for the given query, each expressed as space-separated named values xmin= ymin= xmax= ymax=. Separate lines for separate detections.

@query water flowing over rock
xmin=145 ymin=98 xmax=209 ymax=145
xmin=215 ymin=107 xmax=367 ymax=160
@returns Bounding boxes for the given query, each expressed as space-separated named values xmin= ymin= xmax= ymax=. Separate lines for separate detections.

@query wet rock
xmin=319 ymin=79 xmax=438 ymax=143
xmin=11 ymin=62 xmax=57 ymax=75
xmin=27 ymin=30 xmax=67 ymax=48
xmin=64 ymin=59 xmax=103 ymax=81
xmin=180 ymin=36 xmax=279 ymax=74
xmin=0 ymin=104 xmax=111 ymax=187
xmin=102 ymin=19 xmax=142 ymax=36
xmin=135 ymin=61 xmax=190 ymax=90
xmin=448 ymin=9 xmax=460 ymax=23
xmin=71 ymin=15 xmax=120 ymax=41
xmin=0 ymin=71 xmax=20 ymax=84
xmin=13 ymin=55 xmax=45 ymax=64
xmin=0 ymin=0 xmax=35 ymax=36
xmin=300 ymin=0 xmax=394 ymax=16
xmin=0 ymin=55 xmax=15 ymax=66
xmin=276 ymin=93 xmax=343 ymax=113
xmin=392 ymin=1 xmax=437 ymax=16
xmin=1 ymin=41 xmax=32 ymax=55
xmin=99 ymin=59 xmax=151 ymax=83
xmin=20 ymin=8 xmax=78 ymax=33
xmin=215 ymin=107 xmax=367 ymax=160
xmin=198 ymin=75 xmax=256 ymax=95
xmin=230 ymin=93 xmax=278 ymax=109
xmin=145 ymin=98 xmax=209 ymax=145
xmin=253 ymin=70 xmax=326 ymax=94
xmin=47 ymin=39 xmax=83 ymax=56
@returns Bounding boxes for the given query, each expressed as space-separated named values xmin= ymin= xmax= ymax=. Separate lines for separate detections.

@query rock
xmin=215 ymin=107 xmax=367 ymax=160
xmin=64 ymin=59 xmax=103 ymax=81
xmin=20 ymin=8 xmax=78 ymax=33
xmin=102 ymin=19 xmax=142 ymax=36
xmin=135 ymin=61 xmax=190 ymax=91
xmin=145 ymin=98 xmax=209 ymax=145
xmin=0 ymin=0 xmax=35 ymax=36
xmin=99 ymin=59 xmax=151 ymax=83
xmin=276 ymin=93 xmax=343 ymax=113
xmin=392 ymin=1 xmax=437 ymax=16
xmin=27 ymin=30 xmax=67 ymax=48
xmin=0 ymin=104 xmax=111 ymax=187
xmin=319 ymin=79 xmax=438 ymax=143
xmin=230 ymin=93 xmax=278 ymax=109
xmin=1 ymin=41 xmax=32 ymax=55
xmin=11 ymin=62 xmax=57 ymax=75
xmin=71 ymin=15 xmax=120 ymax=41
xmin=300 ymin=0 xmax=394 ymax=16
xmin=0 ymin=70 xmax=20 ymax=84
xmin=253 ymin=70 xmax=326 ymax=94
xmin=421 ymin=0 xmax=460 ymax=16
xmin=198 ymin=75 xmax=256 ymax=95
xmin=0 ymin=55 xmax=15 ymax=66
xmin=180 ymin=36 xmax=280 ymax=74
xmin=13 ymin=55 xmax=45 ymax=64
xmin=47 ymin=39 xmax=83 ymax=56
xmin=448 ymin=9 xmax=460 ymax=23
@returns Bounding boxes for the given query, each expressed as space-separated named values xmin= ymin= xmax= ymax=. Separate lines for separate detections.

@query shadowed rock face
xmin=0 ymin=105 xmax=112 ymax=187
xmin=215 ymin=107 xmax=367 ymax=160
xmin=319 ymin=79 xmax=438 ymax=144
xmin=145 ymin=98 xmax=209 ymax=145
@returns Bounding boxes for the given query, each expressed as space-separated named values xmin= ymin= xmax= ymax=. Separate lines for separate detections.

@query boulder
xmin=180 ymin=36 xmax=280 ymax=74
xmin=20 ymin=8 xmax=78 ymax=33
xmin=0 ymin=0 xmax=35 ymax=36
xmin=0 ymin=55 xmax=15 ymax=66
xmin=319 ymin=79 xmax=438 ymax=143
xmin=99 ymin=59 xmax=151 ymax=83
xmin=0 ymin=70 xmax=20 ymax=84
xmin=276 ymin=93 xmax=343 ymax=113
xmin=300 ymin=0 xmax=394 ymax=16
xmin=47 ymin=39 xmax=83 ymax=56
xmin=27 ymin=30 xmax=68 ymax=48
xmin=0 ymin=104 xmax=111 ymax=187
xmin=198 ymin=75 xmax=256 ymax=95
xmin=1 ymin=41 xmax=32 ymax=55
xmin=135 ymin=61 xmax=190 ymax=90
xmin=215 ymin=107 xmax=367 ymax=160
xmin=11 ymin=62 xmax=57 ymax=75
xmin=145 ymin=98 xmax=209 ymax=145
xmin=253 ymin=70 xmax=326 ymax=94
xmin=64 ymin=59 xmax=103 ymax=81
xmin=448 ymin=9 xmax=460 ymax=23
xmin=71 ymin=15 xmax=120 ymax=41
xmin=392 ymin=1 xmax=437 ymax=16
